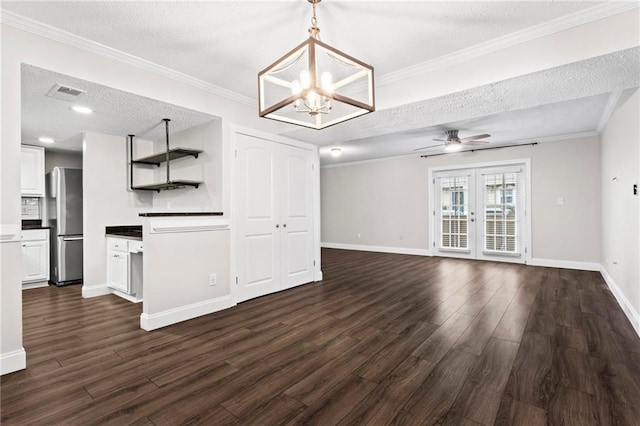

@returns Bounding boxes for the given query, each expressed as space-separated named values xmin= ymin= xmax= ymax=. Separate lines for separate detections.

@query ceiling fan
xmin=414 ymin=130 xmax=491 ymax=153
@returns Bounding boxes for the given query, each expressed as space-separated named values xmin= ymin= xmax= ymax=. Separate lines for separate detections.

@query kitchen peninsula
xmin=130 ymin=212 xmax=230 ymax=331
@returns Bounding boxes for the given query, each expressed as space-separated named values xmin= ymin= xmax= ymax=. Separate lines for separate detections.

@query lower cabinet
xmin=21 ymin=229 xmax=50 ymax=289
xmin=106 ymin=237 xmax=143 ymax=301
xmin=108 ymin=250 xmax=130 ymax=293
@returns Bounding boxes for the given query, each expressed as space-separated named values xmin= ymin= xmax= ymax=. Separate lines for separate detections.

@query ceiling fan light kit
xmin=258 ymin=0 xmax=375 ymax=130
xmin=414 ymin=129 xmax=491 ymax=153
xmin=444 ymin=142 xmax=463 ymax=152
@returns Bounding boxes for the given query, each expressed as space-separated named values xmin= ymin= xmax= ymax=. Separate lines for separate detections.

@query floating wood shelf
xmin=131 ymin=180 xmax=202 ymax=192
xmin=132 ymin=148 xmax=203 ymax=167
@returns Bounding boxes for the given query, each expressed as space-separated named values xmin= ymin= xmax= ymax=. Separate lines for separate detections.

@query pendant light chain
xmin=309 ymin=0 xmax=321 ymax=40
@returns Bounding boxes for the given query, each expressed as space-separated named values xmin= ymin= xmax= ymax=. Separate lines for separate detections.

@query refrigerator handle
xmin=62 ymin=236 xmax=83 ymax=241
xmin=57 ymin=169 xmax=65 ymax=234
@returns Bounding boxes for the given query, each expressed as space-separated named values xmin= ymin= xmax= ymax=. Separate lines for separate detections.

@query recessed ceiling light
xmin=71 ymin=105 xmax=93 ymax=114
xmin=330 ymin=148 xmax=342 ymax=157
xmin=38 ymin=137 xmax=55 ymax=143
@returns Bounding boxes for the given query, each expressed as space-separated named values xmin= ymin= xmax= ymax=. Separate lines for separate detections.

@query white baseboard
xmin=528 ymin=258 xmax=601 ymax=271
xmin=110 ymin=289 xmax=142 ymax=303
xmin=22 ymin=281 xmax=49 ymax=290
xmin=140 ymin=295 xmax=235 ymax=331
xmin=1 ymin=348 xmax=26 ymax=375
xmin=600 ymin=266 xmax=640 ymax=338
xmin=82 ymin=284 xmax=111 ymax=298
xmin=321 ymin=242 xmax=432 ymax=257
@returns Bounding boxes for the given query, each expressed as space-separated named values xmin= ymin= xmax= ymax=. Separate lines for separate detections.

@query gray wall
xmin=321 ymin=134 xmax=601 ymax=264
xmin=44 ymin=150 xmax=82 ymax=173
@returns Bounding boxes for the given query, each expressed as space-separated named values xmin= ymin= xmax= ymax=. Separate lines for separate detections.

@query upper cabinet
xmin=21 ymin=145 xmax=45 ymax=197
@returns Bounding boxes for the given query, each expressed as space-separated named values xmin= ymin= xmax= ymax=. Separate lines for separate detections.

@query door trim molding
xmin=428 ymin=158 xmax=532 ymax=265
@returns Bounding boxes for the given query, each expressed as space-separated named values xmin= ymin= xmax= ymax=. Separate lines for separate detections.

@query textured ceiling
xmin=1 ymin=1 xmax=598 ymax=100
xmin=303 ymin=47 xmax=640 ymax=163
xmin=21 ymin=65 xmax=216 ymax=151
xmin=3 ymin=1 xmax=638 ymax=163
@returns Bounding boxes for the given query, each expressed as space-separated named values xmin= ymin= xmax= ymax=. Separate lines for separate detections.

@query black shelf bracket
xmin=129 ymin=119 xmax=203 ymax=192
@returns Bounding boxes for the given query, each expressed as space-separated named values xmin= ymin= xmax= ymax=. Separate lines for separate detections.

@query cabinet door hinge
xmin=313 ymin=260 xmax=316 ymax=266
xmin=235 ymin=276 xmax=238 ymax=284
xmin=433 ymin=241 xmax=436 ymax=248
xmin=234 ymin=149 xmax=238 ymax=158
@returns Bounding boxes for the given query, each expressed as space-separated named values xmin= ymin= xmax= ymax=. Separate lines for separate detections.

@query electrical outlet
xmin=357 ymin=233 xmax=361 ymax=238
xmin=209 ymin=273 xmax=217 ymax=286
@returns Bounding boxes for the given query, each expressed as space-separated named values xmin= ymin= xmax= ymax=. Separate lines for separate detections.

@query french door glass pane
xmin=483 ymin=172 xmax=519 ymax=253
xmin=439 ymin=176 xmax=468 ymax=249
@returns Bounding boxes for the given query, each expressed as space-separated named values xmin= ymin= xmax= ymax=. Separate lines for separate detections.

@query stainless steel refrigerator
xmin=45 ymin=167 xmax=83 ymax=285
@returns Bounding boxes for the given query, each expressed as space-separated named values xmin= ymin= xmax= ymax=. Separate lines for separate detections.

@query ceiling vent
xmin=46 ymin=83 xmax=86 ymax=102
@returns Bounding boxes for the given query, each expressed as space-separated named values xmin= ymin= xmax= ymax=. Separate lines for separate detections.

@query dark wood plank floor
xmin=2 ymin=249 xmax=640 ymax=425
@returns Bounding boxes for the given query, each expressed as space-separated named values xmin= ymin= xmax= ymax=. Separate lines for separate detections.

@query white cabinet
xmin=21 ymin=145 xmax=45 ymax=197
xmin=22 ymin=229 xmax=50 ymax=288
xmin=235 ymin=132 xmax=316 ymax=302
xmin=106 ymin=237 xmax=143 ymax=300
xmin=107 ymin=237 xmax=130 ymax=293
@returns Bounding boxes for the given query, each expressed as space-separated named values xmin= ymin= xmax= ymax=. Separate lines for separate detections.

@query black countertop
xmin=22 ymin=220 xmax=51 ymax=230
xmin=138 ymin=212 xmax=223 ymax=217
xmin=105 ymin=225 xmax=142 ymax=240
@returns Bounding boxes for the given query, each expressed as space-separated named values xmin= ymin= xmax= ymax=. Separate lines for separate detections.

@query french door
xmin=433 ymin=164 xmax=527 ymax=263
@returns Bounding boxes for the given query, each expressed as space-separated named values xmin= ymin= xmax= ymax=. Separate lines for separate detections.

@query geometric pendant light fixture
xmin=258 ymin=0 xmax=375 ymax=130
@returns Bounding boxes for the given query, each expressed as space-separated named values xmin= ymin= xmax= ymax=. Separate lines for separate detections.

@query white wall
xmin=82 ymin=131 xmax=152 ymax=293
xmin=140 ymin=218 xmax=231 ymax=330
xmin=44 ymin=150 xmax=82 ymax=173
xmin=0 ymin=22 xmax=280 ymax=374
xmin=321 ymin=134 xmax=601 ymax=266
xmin=152 ymin=120 xmax=223 ymax=212
xmin=600 ymin=88 xmax=640 ymax=332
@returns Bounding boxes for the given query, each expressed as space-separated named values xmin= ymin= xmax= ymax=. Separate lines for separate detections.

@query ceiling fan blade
xmin=413 ymin=143 xmax=445 ymax=151
xmin=432 ymin=138 xmax=447 ymax=142
xmin=459 ymin=133 xmax=490 ymax=142
xmin=462 ymin=140 xmax=490 ymax=145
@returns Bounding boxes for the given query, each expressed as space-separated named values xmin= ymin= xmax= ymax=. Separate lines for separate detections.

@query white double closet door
xmin=235 ymin=132 xmax=315 ymax=302
xmin=432 ymin=163 xmax=528 ymax=263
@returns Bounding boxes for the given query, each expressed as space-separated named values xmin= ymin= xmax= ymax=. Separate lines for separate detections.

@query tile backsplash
xmin=21 ymin=197 xmax=41 ymax=220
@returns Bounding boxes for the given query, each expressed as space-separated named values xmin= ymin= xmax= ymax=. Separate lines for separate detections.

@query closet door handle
xmin=275 ymin=224 xmax=280 ymax=228
xmin=283 ymin=224 xmax=287 ymax=228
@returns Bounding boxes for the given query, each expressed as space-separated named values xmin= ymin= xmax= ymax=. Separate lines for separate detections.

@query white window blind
xmin=482 ymin=172 xmax=521 ymax=255
xmin=439 ymin=176 xmax=469 ymax=250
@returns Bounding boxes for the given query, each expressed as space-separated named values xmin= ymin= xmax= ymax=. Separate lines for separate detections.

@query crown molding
xmin=321 ymin=131 xmax=599 ymax=168
xmin=376 ymin=2 xmax=640 ymax=88
xmin=0 ymin=10 xmax=255 ymax=107
xmin=2 ymin=3 xmax=636 ymax=109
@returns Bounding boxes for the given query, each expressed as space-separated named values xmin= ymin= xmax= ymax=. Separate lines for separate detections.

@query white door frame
xmin=428 ymin=159 xmax=532 ymax=264
xmin=230 ymin=124 xmax=322 ymax=305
